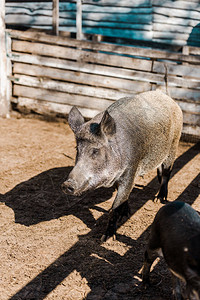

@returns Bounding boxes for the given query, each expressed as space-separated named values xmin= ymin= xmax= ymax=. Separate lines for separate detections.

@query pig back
xmin=107 ymin=90 xmax=183 ymax=174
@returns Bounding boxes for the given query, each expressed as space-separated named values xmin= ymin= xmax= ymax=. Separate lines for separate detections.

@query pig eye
xmin=90 ymin=148 xmax=100 ymax=158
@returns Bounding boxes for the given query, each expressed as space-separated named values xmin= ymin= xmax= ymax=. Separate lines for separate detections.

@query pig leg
xmin=101 ymin=201 xmax=130 ymax=241
xmin=142 ymin=248 xmax=159 ymax=286
xmin=157 ymin=165 xmax=162 ymax=184
xmin=157 ymin=140 xmax=179 ymax=203
xmin=185 ymin=276 xmax=200 ymax=300
xmin=156 ymin=164 xmax=172 ymax=203
xmin=101 ymin=171 xmax=135 ymax=241
xmin=171 ymin=275 xmax=183 ymax=300
xmin=185 ymin=286 xmax=199 ymax=300
xmin=142 ymin=226 xmax=161 ymax=287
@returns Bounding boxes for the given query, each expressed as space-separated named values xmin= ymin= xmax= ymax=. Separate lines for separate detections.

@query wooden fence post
xmin=76 ymin=0 xmax=83 ymax=40
xmin=52 ymin=0 xmax=59 ymax=35
xmin=0 ymin=0 xmax=10 ymax=117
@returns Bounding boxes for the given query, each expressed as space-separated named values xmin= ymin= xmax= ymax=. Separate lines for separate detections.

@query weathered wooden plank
xmin=6 ymin=15 xmax=75 ymax=26
xmin=8 ymin=29 xmax=200 ymax=64
xmin=12 ymin=40 xmax=153 ymax=71
xmin=12 ymin=74 xmax=134 ymax=100
xmin=10 ymin=52 xmax=200 ymax=90
xmin=82 ymin=5 xmax=153 ymax=14
xmin=6 ymin=3 xmax=54 ymax=14
xmin=16 ymin=97 xmax=100 ymax=119
xmin=82 ymin=12 xmax=152 ymax=24
xmin=182 ymin=124 xmax=200 ymax=137
xmin=153 ymin=7 xmax=200 ymax=19
xmin=153 ymin=61 xmax=200 ymax=79
xmin=154 ymin=15 xmax=200 ymax=27
xmin=169 ymin=87 xmax=200 ymax=103
xmin=6 ymin=2 xmax=153 ymax=16
xmin=6 ymin=2 xmax=76 ymax=14
xmin=183 ymin=112 xmax=200 ymax=126
xmin=6 ymin=15 xmax=54 ymax=26
xmin=5 ymin=1 xmax=152 ymax=11
xmin=176 ymin=100 xmax=200 ymax=114
xmin=82 ymin=0 xmax=152 ymax=7
xmin=82 ymin=21 xmax=152 ymax=30
xmin=153 ymin=31 xmax=192 ymax=41
xmin=82 ymin=27 xmax=153 ymax=40
xmin=153 ymin=23 xmax=197 ymax=34
xmin=13 ymin=63 xmax=151 ymax=92
xmin=152 ymin=38 xmax=187 ymax=47
xmin=157 ymin=76 xmax=200 ymax=90
xmin=153 ymin=0 xmax=200 ymax=11
xmin=13 ymin=84 xmax=113 ymax=111
xmin=189 ymin=47 xmax=200 ymax=55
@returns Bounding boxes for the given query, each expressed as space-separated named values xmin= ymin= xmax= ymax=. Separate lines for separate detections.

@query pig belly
xmin=136 ymin=151 xmax=169 ymax=177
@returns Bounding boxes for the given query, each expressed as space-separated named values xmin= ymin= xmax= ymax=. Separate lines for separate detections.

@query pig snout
xmin=61 ymin=179 xmax=76 ymax=195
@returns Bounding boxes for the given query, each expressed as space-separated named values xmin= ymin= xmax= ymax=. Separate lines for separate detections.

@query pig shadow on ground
xmin=8 ymin=143 xmax=200 ymax=300
xmin=0 ymin=166 xmax=114 ymax=228
xmin=0 ymin=142 xmax=199 ymax=229
xmin=2 ymin=142 xmax=200 ymax=300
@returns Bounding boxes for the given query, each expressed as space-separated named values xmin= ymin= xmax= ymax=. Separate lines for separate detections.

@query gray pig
xmin=62 ymin=90 xmax=183 ymax=240
xmin=142 ymin=201 xmax=200 ymax=300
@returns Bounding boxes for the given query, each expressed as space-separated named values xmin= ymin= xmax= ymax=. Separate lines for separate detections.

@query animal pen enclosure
xmin=0 ymin=2 xmax=200 ymax=300
xmin=1 ymin=0 xmax=200 ymax=140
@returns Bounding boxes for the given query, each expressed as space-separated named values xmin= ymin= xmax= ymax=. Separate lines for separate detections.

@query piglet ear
xmin=100 ymin=111 xmax=116 ymax=136
xmin=68 ymin=106 xmax=85 ymax=133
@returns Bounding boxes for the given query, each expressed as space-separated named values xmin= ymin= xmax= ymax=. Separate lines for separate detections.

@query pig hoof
xmin=113 ymin=234 xmax=117 ymax=241
xmin=154 ymin=193 xmax=169 ymax=204
xmin=153 ymin=196 xmax=159 ymax=203
xmin=153 ymin=196 xmax=162 ymax=203
xmin=141 ymin=280 xmax=150 ymax=289
xmin=101 ymin=234 xmax=107 ymax=242
xmin=101 ymin=230 xmax=117 ymax=242
xmin=101 ymin=233 xmax=116 ymax=242
xmin=159 ymin=197 xmax=169 ymax=204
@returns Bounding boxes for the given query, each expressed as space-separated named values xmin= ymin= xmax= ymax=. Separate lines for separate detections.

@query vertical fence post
xmin=76 ymin=0 xmax=83 ymax=39
xmin=6 ymin=32 xmax=12 ymax=107
xmin=182 ymin=46 xmax=189 ymax=66
xmin=52 ymin=0 xmax=59 ymax=35
xmin=0 ymin=0 xmax=10 ymax=117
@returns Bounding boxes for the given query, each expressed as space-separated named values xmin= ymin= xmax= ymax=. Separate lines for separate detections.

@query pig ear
xmin=68 ymin=106 xmax=85 ymax=133
xmin=100 ymin=111 xmax=116 ymax=136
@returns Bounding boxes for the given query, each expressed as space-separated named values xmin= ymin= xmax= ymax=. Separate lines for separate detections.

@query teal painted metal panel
xmin=5 ymin=0 xmax=200 ymax=47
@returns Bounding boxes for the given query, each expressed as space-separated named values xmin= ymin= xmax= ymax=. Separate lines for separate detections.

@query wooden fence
xmin=7 ymin=29 xmax=200 ymax=139
xmin=5 ymin=0 xmax=200 ymax=47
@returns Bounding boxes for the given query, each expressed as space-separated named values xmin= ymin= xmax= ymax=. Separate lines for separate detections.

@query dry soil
xmin=0 ymin=115 xmax=199 ymax=300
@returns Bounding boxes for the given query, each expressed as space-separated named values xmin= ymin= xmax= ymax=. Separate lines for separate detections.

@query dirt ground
xmin=0 ymin=114 xmax=199 ymax=300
